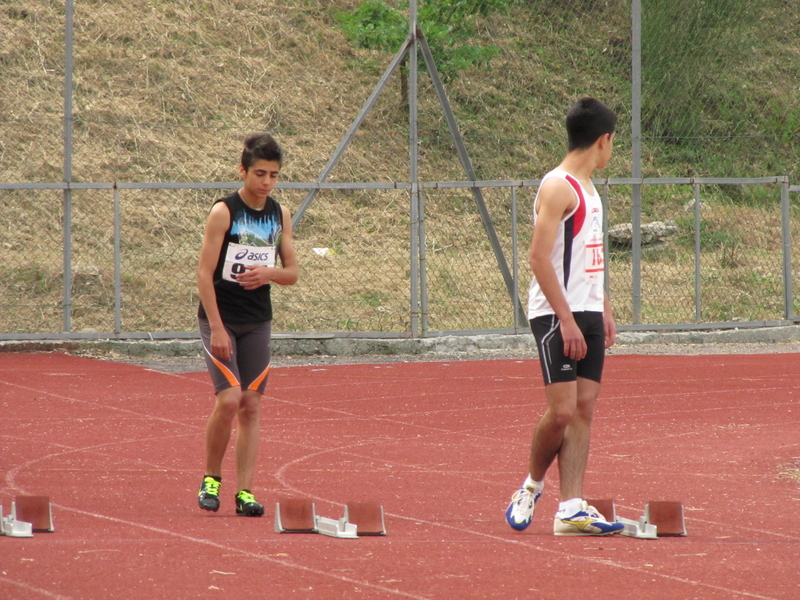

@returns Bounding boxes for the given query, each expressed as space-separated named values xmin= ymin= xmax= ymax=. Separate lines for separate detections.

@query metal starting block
xmin=274 ymin=497 xmax=317 ymax=533
xmin=646 ymin=501 xmax=687 ymax=536
xmin=615 ymin=500 xmax=687 ymax=539
xmin=1 ymin=497 xmax=54 ymax=538
xmin=586 ymin=499 xmax=616 ymax=523
xmin=314 ymin=515 xmax=358 ymax=539
xmin=2 ymin=516 xmax=34 ymax=537
xmin=617 ymin=515 xmax=658 ymax=539
xmin=344 ymin=502 xmax=386 ymax=536
xmin=275 ymin=498 xmax=386 ymax=538
xmin=14 ymin=496 xmax=54 ymax=532
xmin=2 ymin=504 xmax=33 ymax=538
xmin=585 ymin=498 xmax=656 ymax=540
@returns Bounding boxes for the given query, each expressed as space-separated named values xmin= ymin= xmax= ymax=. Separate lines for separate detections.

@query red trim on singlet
xmin=564 ymin=174 xmax=586 ymax=238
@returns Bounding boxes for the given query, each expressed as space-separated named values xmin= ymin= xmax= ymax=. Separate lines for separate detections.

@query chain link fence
xmin=1 ymin=0 xmax=798 ymax=338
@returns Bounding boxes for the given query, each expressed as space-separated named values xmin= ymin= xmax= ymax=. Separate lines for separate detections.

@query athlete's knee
xmin=575 ymin=385 xmax=600 ymax=423
xmin=237 ymin=392 xmax=261 ymax=424
xmin=214 ymin=387 xmax=243 ymax=420
xmin=542 ymin=403 xmax=576 ymax=431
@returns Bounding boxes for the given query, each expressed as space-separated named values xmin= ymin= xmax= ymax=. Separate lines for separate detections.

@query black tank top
xmin=198 ymin=192 xmax=283 ymax=324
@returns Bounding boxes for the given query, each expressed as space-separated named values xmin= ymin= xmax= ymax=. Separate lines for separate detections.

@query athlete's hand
xmin=236 ymin=265 xmax=272 ymax=290
xmin=560 ymin=318 xmax=587 ymax=360
xmin=210 ymin=326 xmax=232 ymax=362
xmin=603 ymin=313 xmax=617 ymax=349
xmin=603 ymin=297 xmax=616 ymax=349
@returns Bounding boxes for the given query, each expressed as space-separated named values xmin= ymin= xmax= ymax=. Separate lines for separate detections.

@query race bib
xmin=585 ymin=216 xmax=604 ymax=280
xmin=586 ymin=237 xmax=604 ymax=280
xmin=222 ymin=242 xmax=277 ymax=282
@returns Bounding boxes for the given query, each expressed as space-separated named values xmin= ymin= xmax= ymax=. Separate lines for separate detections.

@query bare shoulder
xmin=205 ymin=201 xmax=230 ymax=230
xmin=537 ymin=177 xmax=577 ymax=217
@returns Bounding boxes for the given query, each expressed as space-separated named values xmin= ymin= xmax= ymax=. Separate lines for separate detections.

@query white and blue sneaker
xmin=553 ymin=501 xmax=625 ymax=536
xmin=505 ymin=486 xmax=542 ymax=531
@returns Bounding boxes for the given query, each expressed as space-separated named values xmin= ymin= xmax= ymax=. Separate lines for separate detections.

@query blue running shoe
xmin=553 ymin=501 xmax=625 ymax=536
xmin=505 ymin=486 xmax=542 ymax=531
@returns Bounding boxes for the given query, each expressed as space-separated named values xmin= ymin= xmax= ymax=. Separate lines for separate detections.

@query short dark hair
xmin=566 ymin=98 xmax=617 ymax=151
xmin=241 ymin=132 xmax=283 ymax=170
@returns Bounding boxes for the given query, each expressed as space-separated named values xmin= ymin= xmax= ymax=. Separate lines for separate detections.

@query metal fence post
xmin=114 ymin=186 xmax=122 ymax=333
xmin=419 ymin=189 xmax=428 ymax=335
xmin=511 ymin=186 xmax=519 ymax=331
xmin=780 ymin=178 xmax=793 ymax=320
xmin=408 ymin=1 xmax=419 ymax=337
xmin=693 ymin=182 xmax=702 ymax=322
xmin=631 ymin=0 xmax=642 ymax=323
xmin=62 ymin=0 xmax=75 ymax=332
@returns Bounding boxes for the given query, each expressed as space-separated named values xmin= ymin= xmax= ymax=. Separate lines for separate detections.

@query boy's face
xmin=239 ymin=159 xmax=281 ymax=201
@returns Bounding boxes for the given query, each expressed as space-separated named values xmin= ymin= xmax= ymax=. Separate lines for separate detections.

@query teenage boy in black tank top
xmin=196 ymin=133 xmax=298 ymax=517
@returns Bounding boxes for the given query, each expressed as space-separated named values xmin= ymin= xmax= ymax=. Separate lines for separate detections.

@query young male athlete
xmin=196 ymin=132 xmax=298 ymax=516
xmin=505 ymin=98 xmax=624 ymax=536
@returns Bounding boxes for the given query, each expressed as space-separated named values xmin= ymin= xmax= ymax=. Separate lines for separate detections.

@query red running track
xmin=1 ymin=351 xmax=798 ymax=599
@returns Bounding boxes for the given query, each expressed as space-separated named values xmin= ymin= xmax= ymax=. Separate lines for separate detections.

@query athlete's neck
xmin=557 ymin=155 xmax=597 ymax=191
xmin=238 ymin=188 xmax=266 ymax=210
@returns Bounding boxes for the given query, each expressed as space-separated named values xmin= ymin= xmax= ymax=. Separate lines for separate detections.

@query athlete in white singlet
xmin=505 ymin=98 xmax=625 ymax=536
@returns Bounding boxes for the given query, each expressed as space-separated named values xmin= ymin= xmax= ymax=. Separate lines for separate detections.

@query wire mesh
xmin=639 ymin=0 xmax=799 ymax=181
xmin=1 ymin=0 xmax=798 ymax=337
xmin=0 ymin=189 xmax=65 ymax=333
xmin=281 ymin=188 xmax=412 ymax=333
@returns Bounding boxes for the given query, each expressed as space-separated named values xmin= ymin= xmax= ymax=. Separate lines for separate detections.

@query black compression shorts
xmin=530 ymin=312 xmax=605 ymax=385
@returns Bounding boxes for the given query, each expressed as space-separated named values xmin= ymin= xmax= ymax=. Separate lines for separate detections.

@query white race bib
xmin=222 ymin=242 xmax=277 ymax=282
xmin=585 ymin=216 xmax=604 ymax=280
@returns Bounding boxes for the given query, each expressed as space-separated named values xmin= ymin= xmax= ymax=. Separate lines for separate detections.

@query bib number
xmin=585 ymin=239 xmax=604 ymax=280
xmin=222 ymin=242 xmax=277 ymax=282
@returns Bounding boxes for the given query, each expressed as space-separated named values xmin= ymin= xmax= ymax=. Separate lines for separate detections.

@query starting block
xmin=14 ymin=496 xmax=54 ymax=532
xmin=586 ymin=499 xmax=616 ymax=523
xmin=1 ymin=503 xmax=33 ymax=538
xmin=615 ymin=500 xmax=687 ymax=539
xmin=617 ymin=515 xmax=658 ymax=539
xmin=645 ymin=501 xmax=687 ymax=536
xmin=344 ymin=502 xmax=386 ymax=536
xmin=314 ymin=515 xmax=358 ymax=539
xmin=585 ymin=499 xmax=657 ymax=539
xmin=274 ymin=497 xmax=317 ymax=533
xmin=275 ymin=498 xmax=387 ymax=538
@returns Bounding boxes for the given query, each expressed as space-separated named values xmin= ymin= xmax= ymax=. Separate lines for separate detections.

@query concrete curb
xmin=1 ymin=325 xmax=798 ymax=359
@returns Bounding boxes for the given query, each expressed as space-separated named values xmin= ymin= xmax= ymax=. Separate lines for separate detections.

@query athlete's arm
xmin=603 ymin=294 xmax=616 ymax=349
xmin=197 ymin=202 xmax=233 ymax=361
xmin=235 ymin=205 xmax=299 ymax=290
xmin=529 ymin=178 xmax=586 ymax=360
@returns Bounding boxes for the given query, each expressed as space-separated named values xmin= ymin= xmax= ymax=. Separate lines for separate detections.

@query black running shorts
xmin=530 ymin=312 xmax=605 ymax=385
xmin=199 ymin=318 xmax=272 ymax=394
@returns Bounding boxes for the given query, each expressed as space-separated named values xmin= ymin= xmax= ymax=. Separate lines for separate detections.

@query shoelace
xmin=584 ymin=504 xmax=605 ymax=520
xmin=203 ymin=478 xmax=221 ymax=496
xmin=238 ymin=491 xmax=256 ymax=503
xmin=513 ymin=489 xmax=534 ymax=510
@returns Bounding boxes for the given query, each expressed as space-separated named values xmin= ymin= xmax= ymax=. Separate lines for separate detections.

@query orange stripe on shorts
xmin=247 ymin=363 xmax=271 ymax=391
xmin=202 ymin=342 xmax=240 ymax=388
